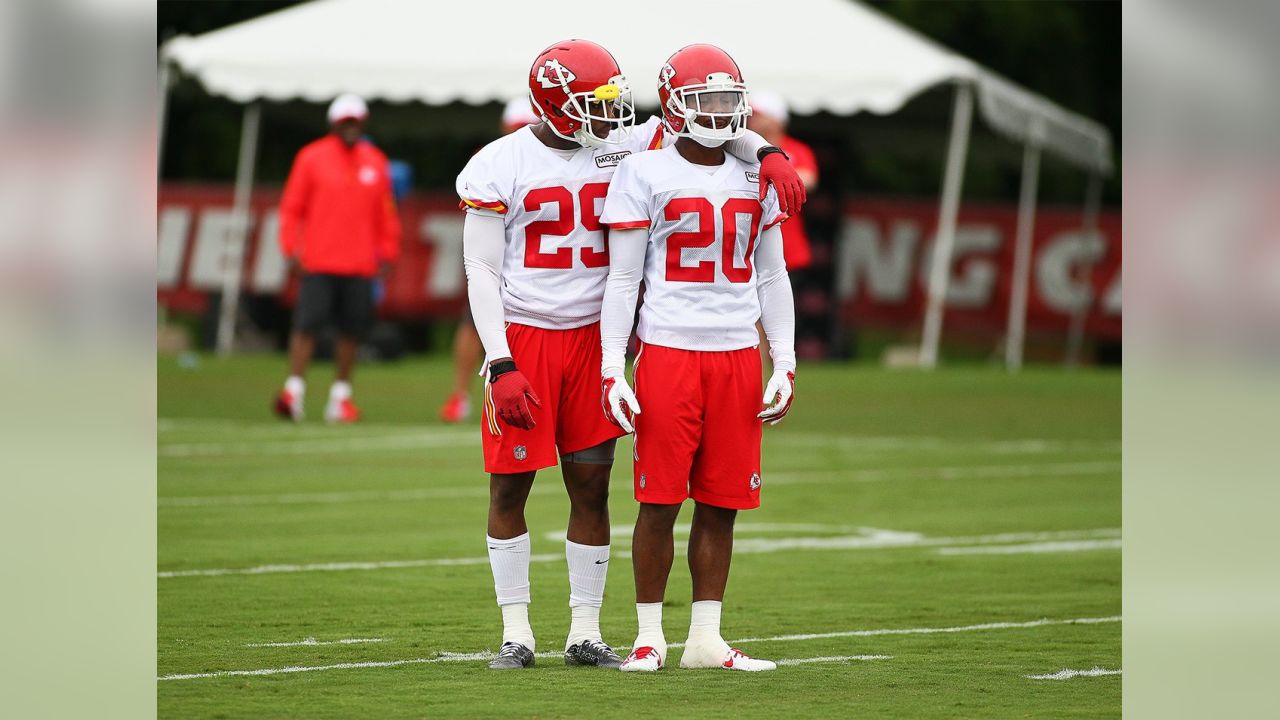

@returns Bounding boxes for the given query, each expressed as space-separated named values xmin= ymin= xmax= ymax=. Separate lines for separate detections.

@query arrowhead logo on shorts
xmin=749 ymin=473 xmax=761 ymax=490
xmin=514 ymin=445 xmax=527 ymax=461
xmin=536 ymin=59 xmax=576 ymax=89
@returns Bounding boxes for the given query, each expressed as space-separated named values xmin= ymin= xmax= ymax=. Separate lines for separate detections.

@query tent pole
xmin=215 ymin=102 xmax=262 ymax=356
xmin=1064 ymin=173 xmax=1103 ymax=367
xmin=919 ymin=81 xmax=974 ymax=369
xmin=1004 ymin=135 xmax=1042 ymax=372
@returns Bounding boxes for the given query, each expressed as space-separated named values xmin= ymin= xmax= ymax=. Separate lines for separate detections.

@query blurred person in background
xmin=439 ymin=99 xmax=540 ymax=424
xmin=273 ymin=93 xmax=402 ymax=423
xmin=748 ymin=92 xmax=820 ymax=364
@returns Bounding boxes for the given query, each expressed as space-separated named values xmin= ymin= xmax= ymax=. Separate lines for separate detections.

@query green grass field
xmin=158 ymin=354 xmax=1120 ymax=719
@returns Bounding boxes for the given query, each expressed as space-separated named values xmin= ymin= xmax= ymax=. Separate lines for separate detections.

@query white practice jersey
xmin=455 ymin=117 xmax=665 ymax=329
xmin=600 ymin=145 xmax=786 ymax=351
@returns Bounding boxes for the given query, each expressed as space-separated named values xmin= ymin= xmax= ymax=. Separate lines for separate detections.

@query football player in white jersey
xmin=457 ymin=39 xmax=806 ymax=670
xmin=599 ymin=44 xmax=797 ymax=672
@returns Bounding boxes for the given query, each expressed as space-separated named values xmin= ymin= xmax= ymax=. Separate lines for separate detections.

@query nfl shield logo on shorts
xmin=639 ymin=474 xmax=647 ymax=490
xmin=514 ymin=445 xmax=527 ymax=461
xmin=749 ymin=473 xmax=762 ymax=491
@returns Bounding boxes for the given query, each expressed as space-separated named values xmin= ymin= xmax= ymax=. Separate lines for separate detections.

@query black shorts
xmin=295 ymin=273 xmax=375 ymax=338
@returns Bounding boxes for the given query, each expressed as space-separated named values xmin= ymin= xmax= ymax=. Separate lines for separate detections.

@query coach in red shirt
xmin=748 ymin=92 xmax=819 ymax=271
xmin=273 ymin=93 xmax=401 ymax=423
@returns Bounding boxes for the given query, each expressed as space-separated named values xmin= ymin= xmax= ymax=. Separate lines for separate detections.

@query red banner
xmin=158 ymin=185 xmax=1120 ymax=340
xmin=835 ymin=198 xmax=1121 ymax=340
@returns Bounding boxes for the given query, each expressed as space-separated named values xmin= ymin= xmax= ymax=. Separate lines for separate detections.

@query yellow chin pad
xmin=593 ymin=84 xmax=621 ymax=101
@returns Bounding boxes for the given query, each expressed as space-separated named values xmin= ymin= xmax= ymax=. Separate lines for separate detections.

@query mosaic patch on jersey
xmin=594 ymin=150 xmax=631 ymax=168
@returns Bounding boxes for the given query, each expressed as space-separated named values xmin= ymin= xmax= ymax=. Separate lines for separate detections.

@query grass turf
xmin=158 ymin=354 xmax=1120 ymax=718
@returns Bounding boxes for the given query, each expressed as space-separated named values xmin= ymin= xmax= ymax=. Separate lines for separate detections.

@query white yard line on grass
xmin=159 ymin=460 xmax=1118 ymax=509
xmin=246 ymin=638 xmax=385 ymax=648
xmin=159 ymin=554 xmax=563 ymax=578
xmin=159 ymin=615 xmax=1117 ymax=681
xmin=729 ymin=615 xmax=1120 ymax=644
xmin=776 ymin=655 xmax=893 ymax=665
xmin=766 ymin=461 xmax=1120 ymax=486
xmin=937 ymin=539 xmax=1122 ymax=555
xmin=158 ymin=529 xmax=1119 ymax=578
xmin=1026 ymin=667 xmax=1121 ymax=680
xmin=771 ymin=434 xmax=1120 ymax=455
xmin=159 ymin=432 xmax=477 ymax=458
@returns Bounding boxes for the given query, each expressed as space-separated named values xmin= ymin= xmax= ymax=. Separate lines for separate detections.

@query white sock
xmin=634 ymin=602 xmax=666 ymax=654
xmin=329 ymin=380 xmax=352 ymax=401
xmin=487 ymin=533 xmax=534 ymax=650
xmin=565 ymin=540 xmax=609 ymax=648
xmin=284 ymin=375 xmax=305 ymax=396
xmin=688 ymin=600 xmax=726 ymax=645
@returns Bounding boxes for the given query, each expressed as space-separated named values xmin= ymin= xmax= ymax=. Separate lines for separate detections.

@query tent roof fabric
xmin=162 ymin=0 xmax=1111 ymax=174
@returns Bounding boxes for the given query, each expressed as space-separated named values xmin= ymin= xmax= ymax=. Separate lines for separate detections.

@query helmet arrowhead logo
xmin=537 ymin=59 xmax=576 ymax=89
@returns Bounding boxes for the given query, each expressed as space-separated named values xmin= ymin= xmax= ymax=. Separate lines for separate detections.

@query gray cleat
xmin=488 ymin=642 xmax=535 ymax=670
xmin=564 ymin=639 xmax=624 ymax=668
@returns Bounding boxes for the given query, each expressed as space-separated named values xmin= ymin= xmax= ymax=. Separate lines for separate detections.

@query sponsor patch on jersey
xmin=745 ymin=170 xmax=760 ymax=184
xmin=594 ymin=150 xmax=631 ymax=168
xmin=514 ymin=445 xmax=527 ymax=461
xmin=749 ymin=472 xmax=762 ymax=490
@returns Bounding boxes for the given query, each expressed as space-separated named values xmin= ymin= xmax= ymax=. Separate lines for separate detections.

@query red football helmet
xmin=527 ymin=39 xmax=635 ymax=148
xmin=658 ymin=44 xmax=751 ymax=148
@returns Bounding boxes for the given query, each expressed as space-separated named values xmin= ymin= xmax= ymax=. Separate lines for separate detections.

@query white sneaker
xmin=680 ymin=640 xmax=777 ymax=672
xmin=619 ymin=645 xmax=664 ymax=672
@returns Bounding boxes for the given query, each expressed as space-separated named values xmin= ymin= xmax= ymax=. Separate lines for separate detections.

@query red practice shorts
xmin=632 ymin=343 xmax=764 ymax=510
xmin=481 ymin=322 xmax=625 ymax=474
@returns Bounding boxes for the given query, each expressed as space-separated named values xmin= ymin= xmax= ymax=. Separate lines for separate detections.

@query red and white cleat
xmin=619 ymin=646 xmax=664 ymax=672
xmin=680 ymin=642 xmax=776 ymax=672
xmin=325 ymin=397 xmax=361 ymax=424
xmin=273 ymin=390 xmax=303 ymax=422
xmin=439 ymin=391 xmax=471 ymax=423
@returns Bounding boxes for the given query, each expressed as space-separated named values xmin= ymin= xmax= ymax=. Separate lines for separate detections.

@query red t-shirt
xmin=778 ymin=135 xmax=818 ymax=271
xmin=278 ymin=135 xmax=402 ymax=277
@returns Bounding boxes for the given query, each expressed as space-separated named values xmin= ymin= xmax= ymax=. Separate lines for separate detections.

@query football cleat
xmin=564 ymin=639 xmax=623 ymax=668
xmin=679 ymin=642 xmax=776 ymax=672
xmin=273 ymin=390 xmax=303 ymax=422
xmin=488 ymin=642 xmax=535 ymax=670
xmin=619 ymin=645 xmax=664 ymax=672
xmin=439 ymin=391 xmax=472 ymax=423
xmin=324 ymin=397 xmax=361 ymax=424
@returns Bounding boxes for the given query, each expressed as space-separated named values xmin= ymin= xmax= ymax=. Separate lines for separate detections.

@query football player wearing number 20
xmin=456 ymin=39 xmax=806 ymax=671
xmin=600 ymin=44 xmax=797 ymax=673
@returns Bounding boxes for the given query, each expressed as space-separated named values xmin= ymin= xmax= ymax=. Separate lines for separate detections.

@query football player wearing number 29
xmin=456 ymin=39 xmax=805 ymax=670
xmin=600 ymin=44 xmax=797 ymax=673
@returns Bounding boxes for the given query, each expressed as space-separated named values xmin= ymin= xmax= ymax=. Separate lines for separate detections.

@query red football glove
xmin=486 ymin=369 xmax=541 ymax=433
xmin=759 ymin=151 xmax=807 ymax=217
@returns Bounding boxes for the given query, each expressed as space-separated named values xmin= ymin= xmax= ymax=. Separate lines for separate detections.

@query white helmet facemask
xmin=532 ymin=73 xmax=637 ymax=148
xmin=669 ymin=73 xmax=750 ymax=148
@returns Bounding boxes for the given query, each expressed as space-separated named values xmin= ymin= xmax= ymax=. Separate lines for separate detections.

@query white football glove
xmin=602 ymin=369 xmax=642 ymax=434
xmin=757 ymin=369 xmax=795 ymax=425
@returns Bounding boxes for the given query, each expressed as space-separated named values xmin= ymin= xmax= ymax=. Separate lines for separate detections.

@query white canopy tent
xmin=161 ymin=0 xmax=1112 ymax=365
